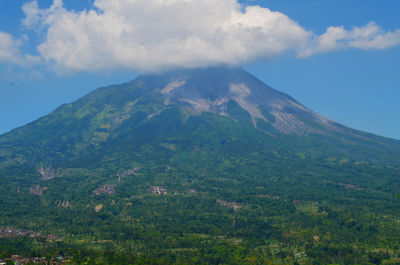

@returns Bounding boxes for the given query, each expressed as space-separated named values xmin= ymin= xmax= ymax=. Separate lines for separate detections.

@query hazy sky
xmin=0 ymin=0 xmax=399 ymax=139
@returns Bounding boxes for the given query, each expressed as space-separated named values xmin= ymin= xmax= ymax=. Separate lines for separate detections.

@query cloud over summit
xmin=22 ymin=0 xmax=312 ymax=73
xmin=2 ymin=0 xmax=400 ymax=74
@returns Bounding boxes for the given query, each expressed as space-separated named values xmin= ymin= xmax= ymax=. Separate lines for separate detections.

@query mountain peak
xmin=133 ymin=67 xmax=333 ymax=134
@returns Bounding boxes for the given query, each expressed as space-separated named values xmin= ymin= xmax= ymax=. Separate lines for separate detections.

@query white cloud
xmin=22 ymin=0 xmax=311 ymax=73
xmin=300 ymin=22 xmax=400 ymax=57
xmin=0 ymin=31 xmax=39 ymax=66
xmin=0 ymin=32 xmax=23 ymax=65
xmin=349 ymin=22 xmax=400 ymax=50
xmin=19 ymin=0 xmax=400 ymax=74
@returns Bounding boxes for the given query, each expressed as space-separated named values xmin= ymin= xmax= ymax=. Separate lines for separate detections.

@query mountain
xmin=0 ymin=67 xmax=400 ymax=264
xmin=1 ymin=67 xmax=398 ymax=169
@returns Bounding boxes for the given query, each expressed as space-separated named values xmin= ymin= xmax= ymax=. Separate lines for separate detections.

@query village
xmin=0 ymin=228 xmax=68 ymax=264
xmin=0 ymin=227 xmax=40 ymax=239
xmin=0 ymin=255 xmax=70 ymax=265
xmin=93 ymin=184 xmax=116 ymax=195
xmin=0 ymin=227 xmax=63 ymax=241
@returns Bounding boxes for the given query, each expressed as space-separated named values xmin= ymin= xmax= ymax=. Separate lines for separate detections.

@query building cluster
xmin=0 ymin=228 xmax=40 ymax=238
xmin=93 ymin=184 xmax=115 ymax=195
xmin=0 ymin=227 xmax=62 ymax=241
xmin=149 ymin=186 xmax=168 ymax=195
xmin=0 ymin=255 xmax=69 ymax=265
xmin=46 ymin=234 xmax=63 ymax=241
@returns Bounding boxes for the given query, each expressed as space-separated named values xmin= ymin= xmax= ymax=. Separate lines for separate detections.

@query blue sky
xmin=0 ymin=0 xmax=399 ymax=139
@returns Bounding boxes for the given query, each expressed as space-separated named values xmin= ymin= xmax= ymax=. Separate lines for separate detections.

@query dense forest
xmin=1 ymin=131 xmax=400 ymax=264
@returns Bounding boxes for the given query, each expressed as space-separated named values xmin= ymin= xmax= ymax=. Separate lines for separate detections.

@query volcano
xmin=0 ymin=67 xmax=399 ymax=264
xmin=1 ymin=67 xmax=398 ymax=168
